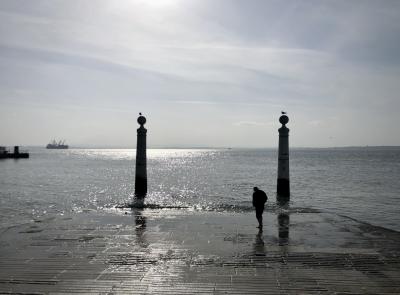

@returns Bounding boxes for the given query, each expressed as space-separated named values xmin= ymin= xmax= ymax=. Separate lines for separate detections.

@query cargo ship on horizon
xmin=46 ymin=140 xmax=69 ymax=149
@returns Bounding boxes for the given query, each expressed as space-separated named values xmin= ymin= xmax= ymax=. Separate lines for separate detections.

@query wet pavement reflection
xmin=253 ymin=228 xmax=266 ymax=256
xmin=133 ymin=208 xmax=147 ymax=247
xmin=278 ymin=212 xmax=290 ymax=246
xmin=276 ymin=199 xmax=290 ymax=246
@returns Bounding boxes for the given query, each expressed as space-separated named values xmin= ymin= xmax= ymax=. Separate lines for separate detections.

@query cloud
xmin=233 ymin=121 xmax=271 ymax=127
xmin=308 ymin=120 xmax=322 ymax=126
xmin=172 ymin=100 xmax=218 ymax=105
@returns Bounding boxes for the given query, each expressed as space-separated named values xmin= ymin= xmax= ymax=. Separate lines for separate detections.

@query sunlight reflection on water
xmin=68 ymin=148 xmax=217 ymax=160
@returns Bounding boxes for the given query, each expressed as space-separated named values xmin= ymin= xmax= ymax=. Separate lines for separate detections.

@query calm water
xmin=1 ymin=147 xmax=399 ymax=231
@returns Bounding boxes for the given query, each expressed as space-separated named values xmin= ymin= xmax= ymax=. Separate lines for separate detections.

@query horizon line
xmin=16 ymin=145 xmax=400 ymax=150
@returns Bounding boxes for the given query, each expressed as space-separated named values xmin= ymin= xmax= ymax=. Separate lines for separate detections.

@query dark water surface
xmin=1 ymin=147 xmax=399 ymax=231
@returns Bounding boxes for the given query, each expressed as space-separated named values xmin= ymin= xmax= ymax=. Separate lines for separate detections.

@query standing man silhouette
xmin=252 ymin=187 xmax=268 ymax=229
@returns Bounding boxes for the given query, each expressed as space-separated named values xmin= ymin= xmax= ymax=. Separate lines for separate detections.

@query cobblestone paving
xmin=0 ymin=209 xmax=399 ymax=294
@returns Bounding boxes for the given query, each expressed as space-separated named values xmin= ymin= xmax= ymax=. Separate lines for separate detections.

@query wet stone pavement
xmin=0 ymin=208 xmax=400 ymax=294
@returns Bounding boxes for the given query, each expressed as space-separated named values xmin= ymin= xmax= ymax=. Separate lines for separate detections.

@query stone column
xmin=277 ymin=114 xmax=290 ymax=200
xmin=135 ymin=114 xmax=147 ymax=200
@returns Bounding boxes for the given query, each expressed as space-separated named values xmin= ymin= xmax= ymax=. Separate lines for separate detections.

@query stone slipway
xmin=0 ymin=208 xmax=400 ymax=294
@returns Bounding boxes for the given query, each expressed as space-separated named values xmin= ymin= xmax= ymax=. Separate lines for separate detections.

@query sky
xmin=1 ymin=0 xmax=400 ymax=148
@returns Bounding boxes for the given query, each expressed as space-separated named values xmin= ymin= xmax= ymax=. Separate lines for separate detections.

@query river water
xmin=1 ymin=147 xmax=399 ymax=231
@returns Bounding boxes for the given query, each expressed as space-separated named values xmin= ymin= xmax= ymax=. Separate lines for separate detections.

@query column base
xmin=131 ymin=197 xmax=145 ymax=208
xmin=277 ymin=178 xmax=290 ymax=199
xmin=135 ymin=176 xmax=147 ymax=199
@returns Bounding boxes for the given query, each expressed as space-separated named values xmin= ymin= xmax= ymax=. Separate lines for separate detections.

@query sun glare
xmin=139 ymin=0 xmax=178 ymax=8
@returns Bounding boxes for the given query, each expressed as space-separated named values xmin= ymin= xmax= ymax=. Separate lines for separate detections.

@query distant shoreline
xmin=19 ymin=145 xmax=400 ymax=150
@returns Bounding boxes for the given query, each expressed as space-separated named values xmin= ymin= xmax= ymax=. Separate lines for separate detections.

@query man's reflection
xmin=253 ymin=228 xmax=266 ymax=256
xmin=133 ymin=209 xmax=147 ymax=247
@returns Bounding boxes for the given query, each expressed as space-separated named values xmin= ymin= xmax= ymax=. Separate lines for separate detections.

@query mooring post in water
xmin=135 ymin=113 xmax=147 ymax=202
xmin=277 ymin=113 xmax=290 ymax=201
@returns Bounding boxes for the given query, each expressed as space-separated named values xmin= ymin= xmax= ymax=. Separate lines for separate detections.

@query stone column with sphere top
xmin=277 ymin=113 xmax=290 ymax=201
xmin=135 ymin=113 xmax=147 ymax=201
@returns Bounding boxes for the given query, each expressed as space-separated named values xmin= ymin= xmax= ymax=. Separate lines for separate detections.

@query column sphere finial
xmin=138 ymin=113 xmax=146 ymax=126
xmin=279 ymin=115 xmax=289 ymax=125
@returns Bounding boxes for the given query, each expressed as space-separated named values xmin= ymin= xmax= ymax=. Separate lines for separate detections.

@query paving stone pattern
xmin=0 ymin=210 xmax=399 ymax=294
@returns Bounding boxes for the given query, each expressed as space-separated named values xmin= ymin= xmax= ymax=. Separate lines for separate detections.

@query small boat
xmin=46 ymin=139 xmax=69 ymax=149
xmin=0 ymin=146 xmax=29 ymax=159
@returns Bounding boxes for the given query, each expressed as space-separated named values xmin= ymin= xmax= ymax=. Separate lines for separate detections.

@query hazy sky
xmin=1 ymin=0 xmax=400 ymax=147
